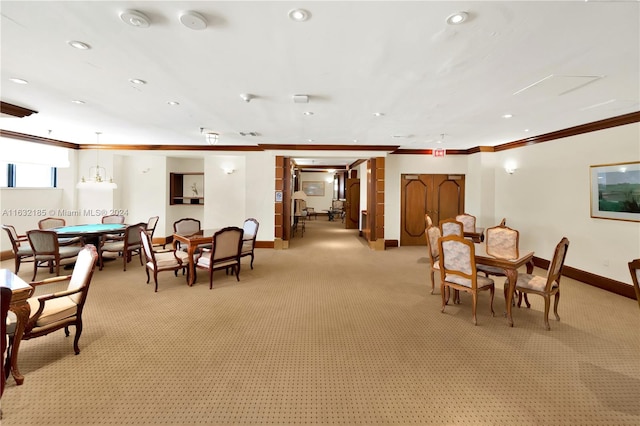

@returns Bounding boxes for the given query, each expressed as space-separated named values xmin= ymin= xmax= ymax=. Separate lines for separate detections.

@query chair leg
xmin=145 ymin=268 xmax=151 ymax=284
xmin=441 ymin=283 xmax=448 ymax=312
xmin=209 ymin=268 xmax=214 ymax=289
xmin=553 ymin=291 xmax=560 ymax=321
xmin=153 ymin=272 xmax=159 ymax=292
xmin=14 ymin=257 xmax=20 ymax=274
xmin=489 ymin=286 xmax=495 ymax=317
xmin=73 ymin=321 xmax=82 ymax=355
xmin=429 ymin=271 xmax=435 ymax=294
xmin=524 ymin=293 xmax=531 ymax=308
xmin=471 ymin=292 xmax=478 ymax=325
xmin=543 ymin=295 xmax=551 ymax=331
xmin=250 ymin=253 xmax=254 ymax=269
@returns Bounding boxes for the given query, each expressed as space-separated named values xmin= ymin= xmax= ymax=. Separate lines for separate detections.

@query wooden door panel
xmin=345 ymin=178 xmax=360 ymax=229
xmin=436 ymin=180 xmax=462 ymax=222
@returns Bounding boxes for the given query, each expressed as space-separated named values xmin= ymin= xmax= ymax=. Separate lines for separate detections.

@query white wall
xmin=490 ymin=122 xmax=640 ymax=283
xmin=300 ymin=172 xmax=334 ymax=211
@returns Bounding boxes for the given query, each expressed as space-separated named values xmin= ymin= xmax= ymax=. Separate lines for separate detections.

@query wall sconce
xmin=504 ymin=161 xmax=518 ymax=175
xmin=222 ymin=168 xmax=235 ymax=175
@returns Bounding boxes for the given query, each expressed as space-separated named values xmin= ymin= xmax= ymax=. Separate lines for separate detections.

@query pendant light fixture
xmin=76 ymin=132 xmax=117 ymax=190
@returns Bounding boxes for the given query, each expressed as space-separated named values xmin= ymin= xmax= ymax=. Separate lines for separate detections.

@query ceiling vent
xmin=293 ymin=94 xmax=309 ymax=103
xmin=239 ymin=131 xmax=258 ymax=137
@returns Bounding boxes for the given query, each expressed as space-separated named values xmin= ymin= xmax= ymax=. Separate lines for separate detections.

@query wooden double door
xmin=400 ymin=174 xmax=465 ymax=246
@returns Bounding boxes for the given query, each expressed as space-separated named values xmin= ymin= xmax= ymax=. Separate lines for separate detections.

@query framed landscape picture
xmin=590 ymin=161 xmax=640 ymax=222
xmin=302 ymin=181 xmax=325 ymax=196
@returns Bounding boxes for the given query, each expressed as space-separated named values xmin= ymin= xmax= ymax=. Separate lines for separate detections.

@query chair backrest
xmin=146 ymin=216 xmax=159 ymax=238
xmin=438 ymin=234 xmax=479 ymax=289
xmin=628 ymin=258 xmax=640 ymax=310
xmin=545 ymin=237 xmax=570 ymax=291
xmin=440 ymin=218 xmax=464 ymax=237
xmin=173 ymin=218 xmax=201 ymax=235
xmin=425 ymin=214 xmax=433 ymax=228
xmin=425 ymin=225 xmax=441 ymax=264
xmin=67 ymin=244 xmax=99 ymax=305
xmin=332 ymin=199 xmax=344 ymax=210
xmin=38 ymin=217 xmax=66 ymax=229
xmin=27 ymin=229 xmax=60 ymax=257
xmin=2 ymin=225 xmax=22 ymax=252
xmin=455 ymin=213 xmax=476 ymax=233
xmin=212 ymin=227 xmax=244 ymax=263
xmin=102 ymin=215 xmax=125 ymax=224
xmin=124 ymin=223 xmax=145 ymax=246
xmin=140 ymin=226 xmax=156 ymax=265
xmin=485 ymin=224 xmax=519 ymax=260
xmin=243 ymin=218 xmax=259 ymax=242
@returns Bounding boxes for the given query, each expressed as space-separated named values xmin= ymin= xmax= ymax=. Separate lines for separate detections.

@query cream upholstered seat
xmin=507 ymin=237 xmax=570 ymax=330
xmin=1 ymin=225 xmax=33 ymax=274
xmin=102 ymin=214 xmax=125 ymax=224
xmin=195 ymin=227 xmax=244 ymax=289
xmin=438 ymin=234 xmax=495 ymax=325
xmin=424 ymin=225 xmax=441 ymax=294
xmin=477 ymin=223 xmax=520 ymax=277
xmin=140 ymin=226 xmax=186 ymax=292
xmin=11 ymin=245 xmax=98 ymax=356
xmin=440 ymin=218 xmax=464 ymax=237
xmin=240 ymin=218 xmax=259 ymax=270
xmin=27 ymin=229 xmax=84 ymax=281
xmin=98 ymin=223 xmax=144 ymax=271
xmin=628 ymin=259 xmax=640 ymax=310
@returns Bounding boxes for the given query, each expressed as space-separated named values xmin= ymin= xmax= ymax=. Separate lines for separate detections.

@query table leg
xmin=186 ymin=243 xmax=198 ymax=286
xmin=9 ymin=300 xmax=31 ymax=385
xmin=504 ymin=268 xmax=517 ymax=327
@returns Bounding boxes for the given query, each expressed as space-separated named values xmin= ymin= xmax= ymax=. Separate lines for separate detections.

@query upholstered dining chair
xmin=507 ymin=237 xmax=570 ymax=330
xmin=438 ymin=234 xmax=495 ymax=325
xmin=425 ymin=214 xmax=433 ymax=228
xmin=424 ymin=225 xmax=441 ymax=295
xmin=195 ymin=227 xmax=244 ymax=289
xmin=37 ymin=217 xmax=83 ymax=246
xmin=240 ymin=218 xmax=260 ymax=270
xmin=173 ymin=218 xmax=210 ymax=251
xmin=628 ymin=259 xmax=640 ymax=310
xmin=7 ymin=245 xmax=98 ymax=357
xmin=455 ymin=213 xmax=477 ymax=233
xmin=145 ymin=216 xmax=159 ymax=239
xmin=102 ymin=214 xmax=125 ymax=224
xmin=476 ymin=223 xmax=520 ymax=278
xmin=27 ymin=229 xmax=84 ymax=281
xmin=140 ymin=226 xmax=187 ymax=292
xmin=1 ymin=225 xmax=33 ymax=274
xmin=98 ymin=222 xmax=145 ymax=271
xmin=440 ymin=218 xmax=464 ymax=237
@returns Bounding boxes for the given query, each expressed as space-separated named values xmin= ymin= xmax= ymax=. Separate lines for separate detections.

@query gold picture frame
xmin=590 ymin=161 xmax=640 ymax=222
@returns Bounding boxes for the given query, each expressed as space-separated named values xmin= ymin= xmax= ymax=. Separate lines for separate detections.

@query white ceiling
xmin=1 ymin=1 xmax=639 ymax=166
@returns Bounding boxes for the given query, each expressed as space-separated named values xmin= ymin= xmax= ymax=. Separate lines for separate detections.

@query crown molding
xmin=0 ymin=101 xmax=37 ymax=118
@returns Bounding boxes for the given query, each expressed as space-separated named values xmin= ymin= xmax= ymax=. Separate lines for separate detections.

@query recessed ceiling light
xmin=71 ymin=100 xmax=86 ymax=104
xmin=288 ymin=9 xmax=310 ymax=22
xmin=446 ymin=12 xmax=468 ymax=25
xmin=167 ymin=101 xmax=180 ymax=106
xmin=524 ymin=128 xmax=530 ymax=132
xmin=120 ymin=10 xmax=150 ymax=28
xmin=303 ymin=111 xmax=314 ymax=116
xmin=9 ymin=78 xmax=28 ymax=84
xmin=373 ymin=112 xmax=385 ymax=117
xmin=502 ymin=113 xmax=513 ymax=119
xmin=129 ymin=78 xmax=147 ymax=85
xmin=307 ymin=139 xmax=314 ymax=143
xmin=179 ymin=11 xmax=207 ymax=30
xmin=68 ymin=40 xmax=91 ymax=50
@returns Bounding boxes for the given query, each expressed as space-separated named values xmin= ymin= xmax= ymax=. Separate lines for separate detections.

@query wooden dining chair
xmin=477 ymin=223 xmax=520 ymax=278
xmin=508 ymin=237 xmax=570 ymax=330
xmin=424 ymin=225 xmax=441 ymax=294
xmin=140 ymin=226 xmax=187 ymax=292
xmin=455 ymin=213 xmax=476 ymax=233
xmin=438 ymin=234 xmax=495 ymax=325
xmin=627 ymin=259 xmax=640 ymax=310
xmin=240 ymin=218 xmax=260 ymax=270
xmin=195 ymin=227 xmax=244 ymax=289
xmin=98 ymin=222 xmax=145 ymax=271
xmin=27 ymin=229 xmax=84 ymax=281
xmin=440 ymin=218 xmax=464 ymax=237
xmin=1 ymin=225 xmax=33 ymax=274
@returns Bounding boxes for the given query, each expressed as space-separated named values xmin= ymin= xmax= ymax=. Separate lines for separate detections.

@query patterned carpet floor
xmin=1 ymin=218 xmax=639 ymax=425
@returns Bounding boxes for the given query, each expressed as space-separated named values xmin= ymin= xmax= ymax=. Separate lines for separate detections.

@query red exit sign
xmin=432 ymin=148 xmax=446 ymax=158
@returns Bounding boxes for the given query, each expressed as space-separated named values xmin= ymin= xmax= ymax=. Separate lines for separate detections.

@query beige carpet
xmin=1 ymin=219 xmax=639 ymax=425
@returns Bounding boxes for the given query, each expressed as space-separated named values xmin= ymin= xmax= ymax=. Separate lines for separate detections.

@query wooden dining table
xmin=172 ymin=229 xmax=218 ymax=286
xmin=1 ymin=269 xmax=33 ymax=385
xmin=474 ymin=243 xmax=534 ymax=327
